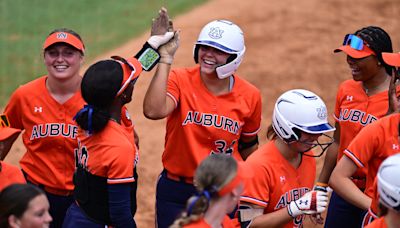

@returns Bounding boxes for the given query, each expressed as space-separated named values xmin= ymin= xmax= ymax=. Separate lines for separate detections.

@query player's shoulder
xmin=12 ymin=76 xmax=46 ymax=97
xmin=247 ymin=141 xmax=280 ymax=165
xmin=338 ymin=79 xmax=362 ymax=91
xmin=233 ymin=75 xmax=260 ymax=94
xmin=170 ymin=66 xmax=199 ymax=78
xmin=99 ymin=122 xmax=133 ymax=148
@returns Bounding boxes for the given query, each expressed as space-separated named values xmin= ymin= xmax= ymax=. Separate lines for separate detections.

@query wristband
xmin=315 ymin=182 xmax=328 ymax=187
xmin=135 ymin=42 xmax=160 ymax=71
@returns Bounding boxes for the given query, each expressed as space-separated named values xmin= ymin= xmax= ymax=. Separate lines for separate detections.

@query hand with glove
xmin=287 ymin=190 xmax=328 ymax=218
xmin=147 ymin=7 xmax=174 ymax=49
xmin=309 ymin=182 xmax=329 ymax=224
xmin=158 ymin=30 xmax=180 ymax=65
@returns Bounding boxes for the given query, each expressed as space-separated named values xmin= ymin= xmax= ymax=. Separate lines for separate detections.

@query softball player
xmin=62 ymin=9 xmax=173 ymax=227
xmin=170 ymin=153 xmax=253 ymax=228
xmin=329 ymin=51 xmax=400 ymax=227
xmin=0 ymin=28 xmax=86 ymax=228
xmin=62 ymin=57 xmax=142 ymax=227
xmin=143 ymin=19 xmax=262 ymax=227
xmin=365 ymin=154 xmax=400 ymax=228
xmin=238 ymin=89 xmax=332 ymax=228
xmin=315 ymin=26 xmax=395 ymax=228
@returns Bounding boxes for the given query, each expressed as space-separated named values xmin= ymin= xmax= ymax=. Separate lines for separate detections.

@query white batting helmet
xmin=377 ymin=153 xmax=400 ymax=212
xmin=193 ymin=20 xmax=245 ymax=79
xmin=272 ymin=89 xmax=335 ymax=142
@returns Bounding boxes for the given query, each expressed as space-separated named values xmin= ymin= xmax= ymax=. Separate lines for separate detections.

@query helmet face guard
xmin=378 ymin=154 xmax=400 ymax=212
xmin=193 ymin=20 xmax=245 ymax=79
xmin=296 ymin=134 xmax=334 ymax=157
xmin=272 ymin=89 xmax=335 ymax=156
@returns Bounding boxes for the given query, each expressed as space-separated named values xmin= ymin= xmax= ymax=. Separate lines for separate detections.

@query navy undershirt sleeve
xmin=108 ymin=183 xmax=136 ymax=227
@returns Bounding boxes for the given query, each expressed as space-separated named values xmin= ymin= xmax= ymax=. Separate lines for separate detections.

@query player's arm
xmin=238 ymin=135 xmax=259 ymax=160
xmin=143 ymin=25 xmax=180 ymax=120
xmin=329 ymin=155 xmax=371 ymax=210
xmin=317 ymin=122 xmax=340 ymax=185
xmin=108 ymin=183 xmax=136 ymax=227
xmin=239 ymin=202 xmax=292 ymax=228
xmin=143 ymin=60 xmax=177 ymax=119
xmin=240 ymin=191 xmax=328 ymax=228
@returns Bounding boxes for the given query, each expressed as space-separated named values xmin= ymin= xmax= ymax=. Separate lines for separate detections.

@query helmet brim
xmin=196 ymin=40 xmax=237 ymax=54
xmin=294 ymin=123 xmax=335 ymax=134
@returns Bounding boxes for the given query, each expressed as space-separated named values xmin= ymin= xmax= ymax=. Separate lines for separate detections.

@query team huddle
xmin=1 ymin=7 xmax=400 ymax=228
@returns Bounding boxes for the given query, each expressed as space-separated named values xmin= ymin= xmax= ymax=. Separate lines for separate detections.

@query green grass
xmin=0 ymin=0 xmax=207 ymax=106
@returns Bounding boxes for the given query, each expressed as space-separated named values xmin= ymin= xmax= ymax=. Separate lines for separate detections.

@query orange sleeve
xmin=106 ymin=144 xmax=135 ymax=184
xmin=240 ymin=160 xmax=270 ymax=208
xmin=166 ymin=69 xmax=181 ymax=107
xmin=343 ymin=119 xmax=383 ymax=168
xmin=334 ymin=83 xmax=344 ymax=121
xmin=241 ymin=91 xmax=262 ymax=136
xmin=3 ymin=88 xmax=24 ymax=130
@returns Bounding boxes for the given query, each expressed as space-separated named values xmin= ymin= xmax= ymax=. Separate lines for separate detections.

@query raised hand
xmin=148 ymin=7 xmax=174 ymax=49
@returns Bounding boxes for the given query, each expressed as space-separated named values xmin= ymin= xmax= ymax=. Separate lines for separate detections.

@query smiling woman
xmin=143 ymin=19 xmax=263 ymax=227
xmin=317 ymin=26 xmax=396 ymax=228
xmin=0 ymin=28 xmax=86 ymax=228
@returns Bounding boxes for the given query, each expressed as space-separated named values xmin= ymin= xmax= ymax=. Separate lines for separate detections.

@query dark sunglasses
xmin=343 ymin=34 xmax=364 ymax=51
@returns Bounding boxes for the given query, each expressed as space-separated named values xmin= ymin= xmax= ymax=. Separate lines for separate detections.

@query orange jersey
xmin=334 ymin=79 xmax=393 ymax=179
xmin=183 ymin=216 xmax=235 ymax=228
xmin=4 ymin=76 xmax=84 ymax=191
xmin=163 ymin=66 xmax=262 ymax=177
xmin=364 ymin=217 xmax=387 ymax=228
xmin=240 ymin=140 xmax=315 ymax=228
xmin=75 ymin=120 xmax=136 ymax=183
xmin=0 ymin=161 xmax=26 ymax=191
xmin=344 ymin=113 xmax=400 ymax=202
xmin=368 ymin=179 xmax=380 ymax=219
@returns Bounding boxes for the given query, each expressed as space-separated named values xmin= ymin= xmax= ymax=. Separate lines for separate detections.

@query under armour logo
xmin=280 ymin=176 xmax=286 ymax=183
xmin=208 ymin=27 xmax=224 ymax=39
xmin=346 ymin=95 xmax=353 ymax=101
xmin=56 ymin=32 xmax=68 ymax=40
xmin=298 ymin=200 xmax=309 ymax=205
xmin=393 ymin=144 xmax=399 ymax=150
xmin=34 ymin=107 xmax=43 ymax=113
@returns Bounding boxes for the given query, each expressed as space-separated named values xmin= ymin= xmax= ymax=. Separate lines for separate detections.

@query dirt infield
xmin=4 ymin=0 xmax=400 ymax=227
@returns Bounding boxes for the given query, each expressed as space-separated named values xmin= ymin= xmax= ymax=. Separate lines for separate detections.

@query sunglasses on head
xmin=343 ymin=34 xmax=364 ymax=51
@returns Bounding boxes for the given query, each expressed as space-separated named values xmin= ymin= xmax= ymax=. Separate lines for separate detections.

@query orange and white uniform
xmin=344 ymin=113 xmax=400 ymax=220
xmin=4 ymin=76 xmax=84 ymax=194
xmin=335 ymin=79 xmax=392 ymax=187
xmin=71 ymin=120 xmax=137 ymax=225
xmin=240 ymin=140 xmax=315 ymax=228
xmin=0 ymin=161 xmax=26 ymax=191
xmin=163 ymin=66 xmax=262 ymax=178
xmin=75 ymin=120 xmax=136 ymax=185
xmin=183 ymin=216 xmax=235 ymax=228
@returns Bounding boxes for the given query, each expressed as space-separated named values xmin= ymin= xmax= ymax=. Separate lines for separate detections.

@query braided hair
xmin=170 ymin=154 xmax=238 ymax=228
xmin=354 ymin=26 xmax=393 ymax=75
xmin=74 ymin=60 xmax=123 ymax=133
